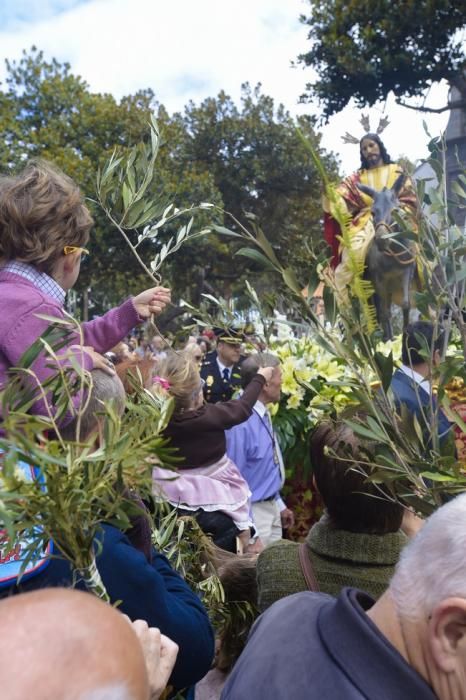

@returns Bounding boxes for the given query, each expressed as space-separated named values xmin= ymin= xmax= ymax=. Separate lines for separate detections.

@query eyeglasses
xmin=63 ymin=246 xmax=90 ymax=263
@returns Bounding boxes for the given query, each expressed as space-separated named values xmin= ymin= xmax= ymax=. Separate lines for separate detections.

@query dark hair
xmin=359 ymin=133 xmax=393 ymax=169
xmin=197 ymin=336 xmax=211 ymax=352
xmin=240 ymin=352 xmax=279 ymax=389
xmin=309 ymin=420 xmax=403 ymax=534
xmin=401 ymin=321 xmax=445 ymax=366
xmin=216 ymin=555 xmax=258 ymax=672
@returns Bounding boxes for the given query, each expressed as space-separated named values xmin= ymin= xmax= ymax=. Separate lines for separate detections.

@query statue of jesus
xmin=324 ymin=133 xmax=417 ymax=302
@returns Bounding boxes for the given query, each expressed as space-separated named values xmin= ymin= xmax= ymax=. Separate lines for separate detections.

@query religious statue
xmin=324 ymin=120 xmax=418 ymax=306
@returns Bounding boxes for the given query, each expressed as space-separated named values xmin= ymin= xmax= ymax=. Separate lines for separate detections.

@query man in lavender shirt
xmin=226 ymin=353 xmax=294 ymax=546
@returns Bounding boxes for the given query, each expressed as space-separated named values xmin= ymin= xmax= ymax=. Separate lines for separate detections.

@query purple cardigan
xmin=0 ymin=271 xmax=143 ymax=424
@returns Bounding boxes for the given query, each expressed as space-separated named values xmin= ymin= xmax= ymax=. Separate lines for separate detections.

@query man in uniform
xmin=200 ymin=328 xmax=243 ymax=404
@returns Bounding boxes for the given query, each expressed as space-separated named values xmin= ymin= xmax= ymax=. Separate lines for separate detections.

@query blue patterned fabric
xmin=0 ymin=459 xmax=53 ymax=588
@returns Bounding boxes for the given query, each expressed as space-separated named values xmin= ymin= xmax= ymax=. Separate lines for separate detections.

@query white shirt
xmin=399 ymin=364 xmax=432 ymax=395
xmin=216 ymin=357 xmax=232 ymax=379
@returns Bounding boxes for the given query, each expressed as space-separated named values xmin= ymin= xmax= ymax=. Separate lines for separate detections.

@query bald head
xmin=0 ymin=588 xmax=149 ymax=700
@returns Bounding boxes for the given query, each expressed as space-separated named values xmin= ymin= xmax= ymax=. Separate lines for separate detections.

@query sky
xmin=0 ymin=0 xmax=452 ymax=174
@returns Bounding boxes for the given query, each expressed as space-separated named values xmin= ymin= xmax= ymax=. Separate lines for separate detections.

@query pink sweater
xmin=0 ymin=271 xmax=142 ymax=424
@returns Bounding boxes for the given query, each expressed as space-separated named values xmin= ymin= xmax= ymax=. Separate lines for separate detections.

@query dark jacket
xmin=1 ymin=524 xmax=215 ymax=690
xmin=390 ymin=368 xmax=451 ymax=445
xmin=200 ymin=351 xmax=242 ymax=404
xmin=222 ymin=588 xmax=436 ymax=700
xmin=164 ymin=374 xmax=265 ymax=467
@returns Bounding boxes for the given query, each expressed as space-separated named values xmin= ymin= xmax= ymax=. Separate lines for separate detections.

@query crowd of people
xmin=0 ymin=156 xmax=465 ymax=700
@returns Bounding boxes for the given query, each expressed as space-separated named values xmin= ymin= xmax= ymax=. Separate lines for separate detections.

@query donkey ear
xmin=392 ymin=172 xmax=406 ymax=195
xmin=357 ymin=182 xmax=376 ymax=198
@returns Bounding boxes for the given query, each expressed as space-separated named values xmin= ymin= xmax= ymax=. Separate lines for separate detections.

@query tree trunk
xmin=82 ymin=288 xmax=89 ymax=322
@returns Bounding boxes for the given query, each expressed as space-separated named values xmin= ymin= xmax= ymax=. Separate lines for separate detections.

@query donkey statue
xmin=358 ymin=172 xmax=418 ymax=340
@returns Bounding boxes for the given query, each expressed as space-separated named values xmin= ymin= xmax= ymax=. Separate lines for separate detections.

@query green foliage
xmin=0 ymin=50 xmax=338 ymax=313
xmin=152 ymin=507 xmax=224 ymax=606
xmin=180 ymin=84 xmax=339 ymax=299
xmin=0 ymin=321 xmax=176 ymax=598
xmin=95 ymin=115 xmax=214 ymax=289
xmin=206 ymin=131 xmax=466 ymax=511
xmin=298 ymin=0 xmax=466 ymax=118
xmin=152 ymin=507 xmax=257 ymax=665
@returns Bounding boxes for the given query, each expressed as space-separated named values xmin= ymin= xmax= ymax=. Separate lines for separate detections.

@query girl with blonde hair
xmin=151 ymin=351 xmax=274 ymax=552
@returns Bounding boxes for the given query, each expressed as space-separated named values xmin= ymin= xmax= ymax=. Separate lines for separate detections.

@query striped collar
xmin=1 ymin=261 xmax=66 ymax=306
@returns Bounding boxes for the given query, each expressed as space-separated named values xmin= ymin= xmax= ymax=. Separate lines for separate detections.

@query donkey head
xmin=357 ymin=173 xmax=405 ymax=250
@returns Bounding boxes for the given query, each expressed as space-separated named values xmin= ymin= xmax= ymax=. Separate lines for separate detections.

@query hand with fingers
xmin=130 ymin=619 xmax=179 ymax=700
xmin=81 ymin=346 xmax=116 ymax=376
xmin=257 ymin=366 xmax=275 ymax=384
xmin=133 ymin=287 xmax=171 ymax=319
xmin=280 ymin=507 xmax=295 ymax=530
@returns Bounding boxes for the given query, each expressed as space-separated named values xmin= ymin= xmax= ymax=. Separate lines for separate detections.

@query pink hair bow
xmin=153 ymin=375 xmax=171 ymax=390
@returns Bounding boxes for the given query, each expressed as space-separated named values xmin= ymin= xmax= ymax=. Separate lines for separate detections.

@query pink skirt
xmin=152 ymin=454 xmax=252 ymax=531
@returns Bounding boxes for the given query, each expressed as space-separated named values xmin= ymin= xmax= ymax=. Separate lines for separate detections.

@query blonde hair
xmin=184 ymin=342 xmax=203 ymax=361
xmin=116 ymin=358 xmax=156 ymax=393
xmin=155 ymin=351 xmax=201 ymax=414
xmin=0 ymin=160 xmax=93 ymax=274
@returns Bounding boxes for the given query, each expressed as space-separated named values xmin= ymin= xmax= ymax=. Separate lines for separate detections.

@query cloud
xmin=0 ymin=0 xmax=450 ymax=172
xmin=0 ymin=0 xmax=92 ymax=31
xmin=0 ymin=0 xmax=309 ymax=108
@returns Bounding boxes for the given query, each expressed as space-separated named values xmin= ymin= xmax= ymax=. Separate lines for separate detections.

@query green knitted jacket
xmin=256 ymin=514 xmax=408 ymax=612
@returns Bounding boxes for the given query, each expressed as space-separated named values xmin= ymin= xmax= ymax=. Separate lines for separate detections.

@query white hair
xmin=61 ymin=369 xmax=126 ymax=440
xmin=79 ymin=684 xmax=134 ymax=700
xmin=391 ymin=493 xmax=466 ymax=619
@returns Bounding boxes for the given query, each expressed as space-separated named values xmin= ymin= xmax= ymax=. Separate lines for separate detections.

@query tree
xmin=147 ymin=105 xmax=225 ymax=306
xmin=0 ymin=50 xmax=338 ymax=315
xmin=179 ymin=84 xmax=339 ymax=301
xmin=298 ymin=0 xmax=466 ymax=119
xmin=0 ymin=48 xmax=220 ymax=316
xmin=0 ymin=48 xmax=156 ymax=313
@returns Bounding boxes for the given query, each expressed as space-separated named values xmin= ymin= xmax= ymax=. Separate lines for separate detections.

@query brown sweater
xmin=163 ymin=374 xmax=265 ymax=469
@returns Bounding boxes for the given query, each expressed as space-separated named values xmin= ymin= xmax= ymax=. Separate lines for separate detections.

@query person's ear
xmin=63 ymin=251 xmax=80 ymax=273
xmin=429 ymin=598 xmax=466 ymax=673
xmin=433 ymin=348 xmax=441 ymax=366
